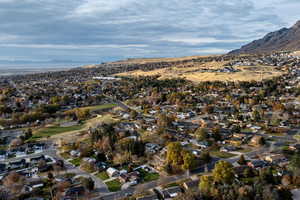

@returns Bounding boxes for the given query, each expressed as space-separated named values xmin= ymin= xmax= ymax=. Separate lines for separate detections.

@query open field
xmin=111 ymin=55 xmax=212 ymax=65
xmin=31 ymin=124 xmax=84 ymax=140
xmin=116 ymin=61 xmax=284 ymax=83
xmin=67 ymin=103 xmax=117 ymax=113
xmin=31 ymin=113 xmax=119 ymax=142
xmin=79 ymin=103 xmax=117 ymax=112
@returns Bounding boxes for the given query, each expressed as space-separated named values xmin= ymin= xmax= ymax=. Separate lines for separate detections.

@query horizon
xmin=1 ymin=0 xmax=300 ymax=65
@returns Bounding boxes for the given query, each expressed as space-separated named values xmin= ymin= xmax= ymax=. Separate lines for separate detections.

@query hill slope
xmin=230 ymin=21 xmax=300 ymax=54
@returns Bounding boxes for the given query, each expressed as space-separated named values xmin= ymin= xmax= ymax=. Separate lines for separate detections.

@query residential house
xmin=65 ymin=186 xmax=85 ymax=197
xmin=161 ymin=186 xmax=182 ymax=199
xmin=119 ymin=171 xmax=140 ymax=183
xmin=8 ymin=159 xmax=27 ymax=170
xmin=247 ymin=160 xmax=268 ymax=169
xmin=25 ymin=179 xmax=44 ymax=192
xmin=183 ymin=179 xmax=199 ymax=191
xmin=106 ymin=167 xmax=119 ymax=177
xmin=264 ymin=154 xmax=287 ymax=164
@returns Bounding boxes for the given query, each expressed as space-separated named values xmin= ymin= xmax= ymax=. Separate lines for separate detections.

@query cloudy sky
xmin=1 ymin=0 xmax=300 ymax=64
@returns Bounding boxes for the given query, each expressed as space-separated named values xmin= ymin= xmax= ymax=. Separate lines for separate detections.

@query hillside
xmin=230 ymin=20 xmax=300 ymax=54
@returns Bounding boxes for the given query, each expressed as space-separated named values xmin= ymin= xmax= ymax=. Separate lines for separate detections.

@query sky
xmin=0 ymin=0 xmax=300 ymax=64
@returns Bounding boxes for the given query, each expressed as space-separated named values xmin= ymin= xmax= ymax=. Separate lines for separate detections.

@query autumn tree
xmin=195 ymin=128 xmax=209 ymax=141
xmin=82 ymin=177 xmax=95 ymax=191
xmin=237 ymin=155 xmax=247 ymax=165
xmin=3 ymin=171 xmax=25 ymax=195
xmin=212 ymin=160 xmax=234 ymax=184
xmin=182 ymin=151 xmax=195 ymax=171
xmin=157 ymin=113 xmax=173 ymax=128
xmin=166 ymin=142 xmax=183 ymax=166
xmin=199 ymin=175 xmax=214 ymax=196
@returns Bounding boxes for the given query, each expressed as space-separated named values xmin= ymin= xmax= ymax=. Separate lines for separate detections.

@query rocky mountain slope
xmin=230 ymin=21 xmax=300 ymax=54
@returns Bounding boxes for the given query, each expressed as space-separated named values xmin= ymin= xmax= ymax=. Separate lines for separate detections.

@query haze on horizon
xmin=1 ymin=0 xmax=300 ymax=64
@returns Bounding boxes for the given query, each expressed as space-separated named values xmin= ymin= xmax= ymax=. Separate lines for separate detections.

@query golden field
xmin=115 ymin=61 xmax=284 ymax=83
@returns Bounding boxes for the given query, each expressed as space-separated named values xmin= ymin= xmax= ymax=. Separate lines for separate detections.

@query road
xmin=93 ymin=174 xmax=190 ymax=200
xmin=1 ymin=144 xmax=110 ymax=193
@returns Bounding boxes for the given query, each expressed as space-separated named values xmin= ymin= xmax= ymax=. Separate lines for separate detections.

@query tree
xmin=259 ymin=167 xmax=274 ymax=184
xmin=23 ymin=128 xmax=32 ymax=140
xmin=82 ymin=177 xmax=94 ymax=191
xmin=289 ymin=152 xmax=300 ymax=175
xmin=200 ymin=151 xmax=211 ymax=164
xmin=252 ymin=110 xmax=261 ymax=121
xmin=199 ymin=175 xmax=213 ymax=196
xmin=3 ymin=171 xmax=25 ymax=195
xmin=237 ymin=155 xmax=247 ymax=165
xmin=157 ymin=113 xmax=173 ymax=128
xmin=9 ymin=138 xmax=23 ymax=149
xmin=113 ymin=151 xmax=132 ymax=166
xmin=182 ymin=151 xmax=195 ymax=171
xmin=211 ymin=127 xmax=221 ymax=141
xmin=195 ymin=128 xmax=208 ymax=141
xmin=130 ymin=110 xmax=138 ymax=119
xmin=243 ymin=168 xmax=254 ymax=178
xmin=166 ymin=142 xmax=183 ymax=167
xmin=212 ymin=160 xmax=234 ymax=184
xmin=0 ymin=189 xmax=9 ymax=200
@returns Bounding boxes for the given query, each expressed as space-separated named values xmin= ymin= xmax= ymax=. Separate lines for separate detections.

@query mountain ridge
xmin=230 ymin=20 xmax=300 ymax=54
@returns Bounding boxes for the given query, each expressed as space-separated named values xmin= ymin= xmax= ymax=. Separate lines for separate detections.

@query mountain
xmin=230 ymin=20 xmax=300 ymax=54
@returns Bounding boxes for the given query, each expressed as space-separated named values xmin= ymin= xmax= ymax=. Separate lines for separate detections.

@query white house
xmin=106 ymin=167 xmax=119 ymax=177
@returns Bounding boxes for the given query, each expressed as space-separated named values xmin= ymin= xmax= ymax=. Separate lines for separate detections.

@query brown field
xmin=111 ymin=55 xmax=214 ymax=65
xmin=115 ymin=61 xmax=284 ymax=83
xmin=292 ymin=51 xmax=300 ymax=57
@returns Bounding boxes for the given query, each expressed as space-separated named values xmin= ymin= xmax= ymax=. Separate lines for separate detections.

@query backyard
xmin=105 ymin=179 xmax=122 ymax=192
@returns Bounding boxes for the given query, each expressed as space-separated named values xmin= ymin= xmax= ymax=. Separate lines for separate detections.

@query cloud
xmin=159 ymin=36 xmax=252 ymax=45
xmin=0 ymin=43 xmax=148 ymax=49
xmin=71 ymin=0 xmax=137 ymax=16
xmin=0 ymin=0 xmax=300 ymax=63
xmin=193 ymin=48 xmax=229 ymax=54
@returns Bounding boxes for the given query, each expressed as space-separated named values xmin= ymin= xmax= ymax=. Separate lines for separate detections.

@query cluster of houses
xmin=0 ymin=52 xmax=300 ymax=199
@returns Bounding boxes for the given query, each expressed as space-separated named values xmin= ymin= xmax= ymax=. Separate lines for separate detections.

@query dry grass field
xmin=292 ymin=51 xmax=300 ymax=57
xmin=115 ymin=60 xmax=284 ymax=82
xmin=111 ymin=55 xmax=212 ymax=65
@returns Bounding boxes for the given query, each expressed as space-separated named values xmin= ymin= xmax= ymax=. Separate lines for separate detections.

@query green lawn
xmin=138 ymin=169 xmax=160 ymax=182
xmin=0 ymin=145 xmax=7 ymax=151
xmin=210 ymin=151 xmax=236 ymax=159
xmin=60 ymin=152 xmax=71 ymax=160
xmin=164 ymin=182 xmax=179 ymax=188
xmin=31 ymin=124 xmax=84 ymax=140
xmin=82 ymin=103 xmax=117 ymax=112
xmin=69 ymin=158 xmax=81 ymax=167
xmin=96 ymin=171 xmax=110 ymax=181
xmin=237 ymin=148 xmax=252 ymax=153
xmin=105 ymin=179 xmax=122 ymax=192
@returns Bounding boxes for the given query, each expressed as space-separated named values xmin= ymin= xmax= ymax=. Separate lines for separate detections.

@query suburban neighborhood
xmin=0 ymin=52 xmax=300 ymax=200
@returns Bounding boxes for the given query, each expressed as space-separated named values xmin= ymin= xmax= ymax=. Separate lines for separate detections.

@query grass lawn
xmin=241 ymin=128 xmax=253 ymax=133
xmin=164 ymin=182 xmax=179 ymax=188
xmin=105 ymin=179 xmax=122 ymax=192
xmin=80 ymin=103 xmax=117 ymax=112
xmin=60 ymin=152 xmax=71 ymax=160
xmin=237 ymin=148 xmax=252 ymax=153
xmin=96 ymin=171 xmax=110 ymax=181
xmin=138 ymin=169 xmax=160 ymax=182
xmin=31 ymin=124 xmax=84 ymax=140
xmin=69 ymin=158 xmax=81 ymax=167
xmin=210 ymin=151 xmax=236 ymax=159
xmin=0 ymin=145 xmax=7 ymax=151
